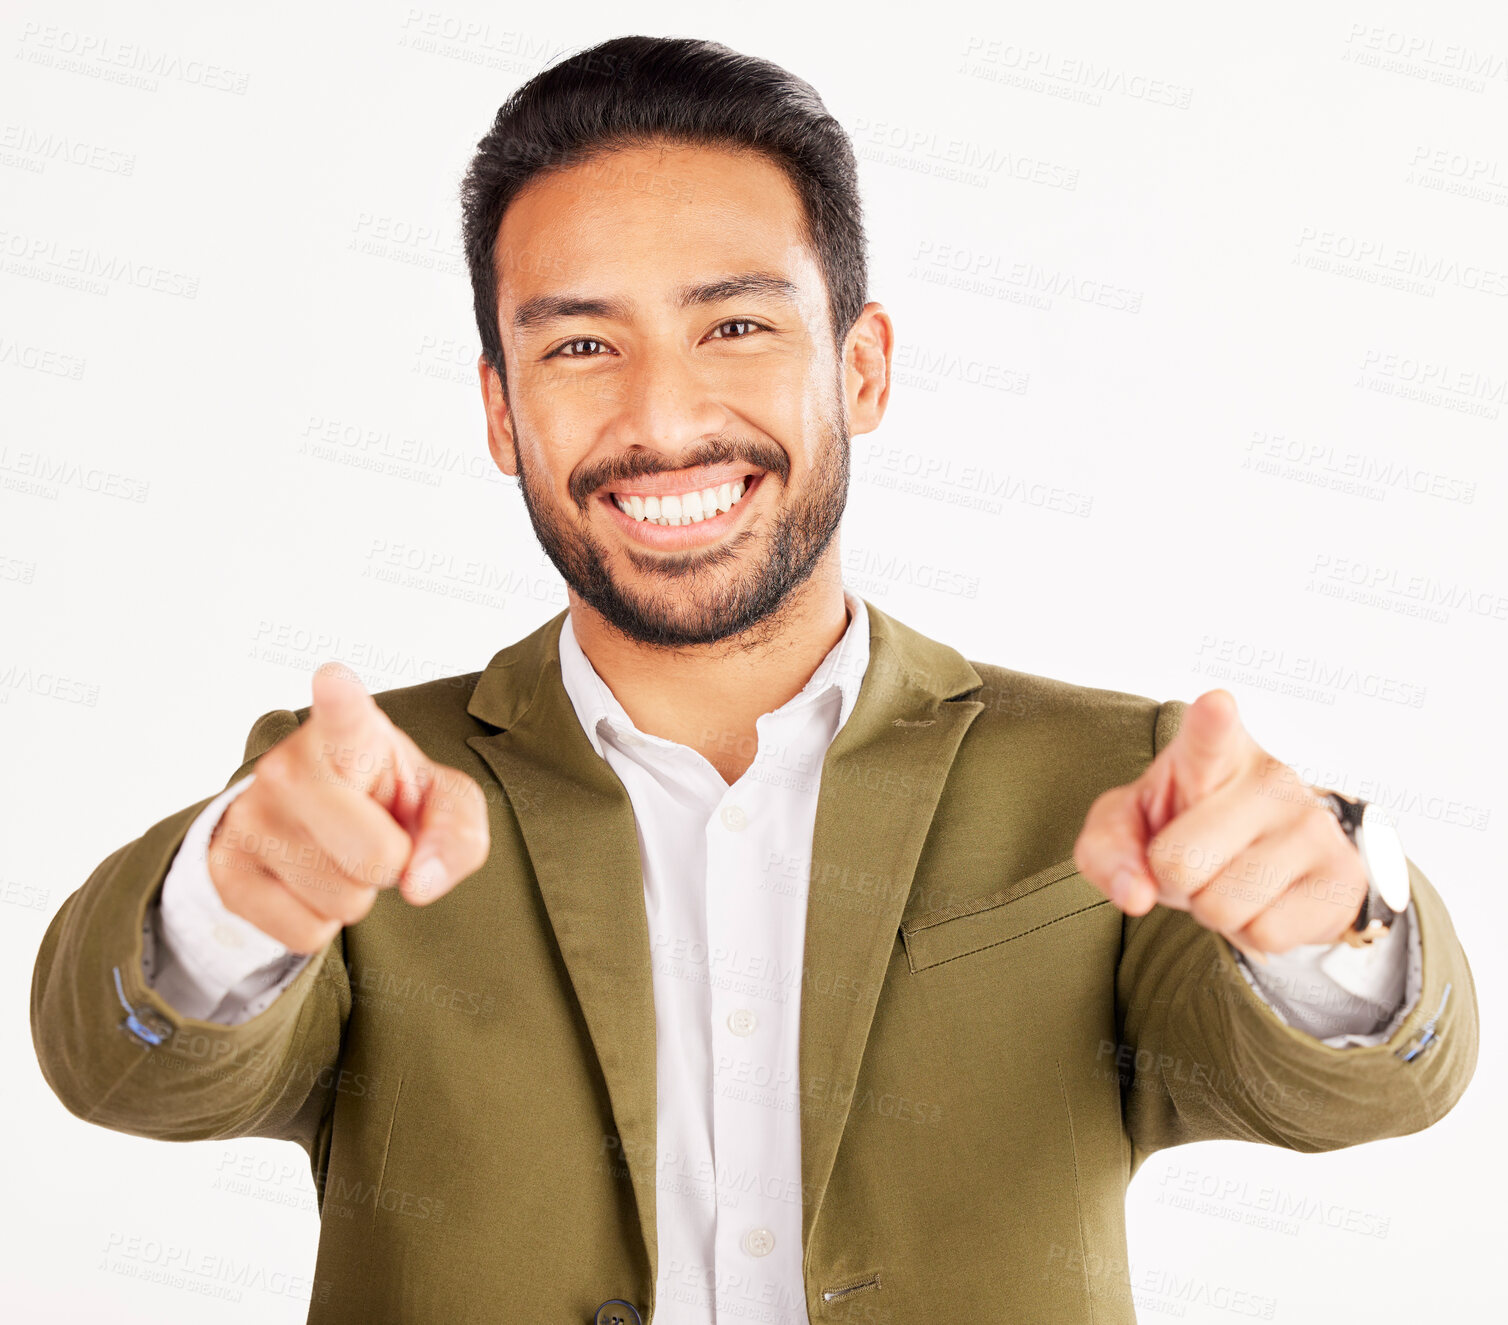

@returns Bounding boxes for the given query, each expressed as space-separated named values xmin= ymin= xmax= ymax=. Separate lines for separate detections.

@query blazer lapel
xmin=798 ymin=603 xmax=984 ymax=1253
xmin=459 ymin=602 xmax=987 ymax=1280
xmin=463 ymin=614 xmax=660 ymax=1291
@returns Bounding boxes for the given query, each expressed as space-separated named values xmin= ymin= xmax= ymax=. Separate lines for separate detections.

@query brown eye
xmin=550 ymin=338 xmax=606 ymax=359
xmin=709 ymin=319 xmax=764 ymax=340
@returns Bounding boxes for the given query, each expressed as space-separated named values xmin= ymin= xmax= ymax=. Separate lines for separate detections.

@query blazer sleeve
xmin=29 ymin=706 xmax=350 ymax=1160
xmin=1115 ymin=698 xmax=1480 ymax=1175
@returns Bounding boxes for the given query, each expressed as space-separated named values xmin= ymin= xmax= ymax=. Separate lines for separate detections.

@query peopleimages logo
xmin=0 ymin=228 xmax=199 ymax=298
xmin=1293 ymin=227 xmax=1508 ymax=297
xmin=16 ymin=23 xmax=250 ymax=94
xmin=958 ymin=37 xmax=1196 ymax=109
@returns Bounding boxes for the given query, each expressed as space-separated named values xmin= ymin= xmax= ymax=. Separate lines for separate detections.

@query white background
xmin=3 ymin=1 xmax=1504 ymax=1320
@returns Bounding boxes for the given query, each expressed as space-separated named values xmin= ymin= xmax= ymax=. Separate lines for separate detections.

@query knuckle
xmin=433 ymin=765 xmax=472 ymax=809
xmin=1146 ymin=836 xmax=1179 ymax=883
xmin=1086 ymin=786 xmax=1118 ymax=819
xmin=325 ymin=877 xmax=377 ymax=924
xmin=364 ymin=865 xmax=399 ymax=893
xmin=223 ymin=820 xmax=271 ymax=869
xmin=288 ymin=918 xmax=341 ymax=956
xmin=282 ymin=929 xmax=319 ymax=956
xmin=216 ymin=815 xmax=259 ymax=867
xmin=1304 ymin=803 xmax=1344 ymax=848
xmin=272 ymin=864 xmax=315 ymax=906
xmin=209 ymin=862 xmax=249 ymax=915
xmin=254 ymin=746 xmax=299 ymax=794
xmin=1188 ymin=886 xmax=1229 ymax=931
xmin=1243 ymin=910 xmax=1293 ymax=955
xmin=369 ymin=844 xmax=408 ymax=890
xmin=341 ymin=885 xmax=379 ymax=925
xmin=455 ymin=819 xmax=491 ymax=865
xmin=314 ymin=885 xmax=353 ymax=924
xmin=214 ymin=853 xmax=271 ymax=910
xmin=1316 ymin=859 xmax=1360 ymax=912
xmin=1072 ymin=840 xmax=1108 ymax=881
xmin=1252 ymin=751 xmax=1285 ymax=784
xmin=462 ymin=773 xmax=489 ymax=811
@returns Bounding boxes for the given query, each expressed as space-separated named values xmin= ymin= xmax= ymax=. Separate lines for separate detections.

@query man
xmin=31 ymin=35 xmax=1477 ymax=1325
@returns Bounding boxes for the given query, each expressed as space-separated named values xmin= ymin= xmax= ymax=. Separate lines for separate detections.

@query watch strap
xmin=1320 ymin=789 xmax=1365 ymax=848
xmin=1315 ymin=788 xmax=1397 ymax=944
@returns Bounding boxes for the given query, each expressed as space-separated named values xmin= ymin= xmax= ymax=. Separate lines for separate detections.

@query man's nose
xmin=605 ymin=343 xmax=727 ymax=457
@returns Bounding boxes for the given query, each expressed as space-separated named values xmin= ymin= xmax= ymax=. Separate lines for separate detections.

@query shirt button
xmin=720 ymin=804 xmax=748 ymax=832
xmin=593 ymin=1302 xmax=642 ymax=1325
xmin=742 ymin=1227 xmax=776 ymax=1257
xmin=727 ymin=1008 xmax=758 ymax=1036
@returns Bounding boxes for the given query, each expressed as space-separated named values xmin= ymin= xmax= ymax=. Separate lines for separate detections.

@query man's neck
xmin=566 ymin=552 xmax=850 ymax=784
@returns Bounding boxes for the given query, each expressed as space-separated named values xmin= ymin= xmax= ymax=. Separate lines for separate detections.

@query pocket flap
xmin=899 ymin=858 xmax=1109 ymax=972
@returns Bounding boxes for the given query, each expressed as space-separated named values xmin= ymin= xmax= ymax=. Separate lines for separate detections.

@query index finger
xmin=303 ymin=661 xmax=419 ymax=808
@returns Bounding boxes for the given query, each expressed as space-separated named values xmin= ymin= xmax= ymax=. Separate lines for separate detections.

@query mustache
xmin=569 ymin=436 xmax=791 ymax=510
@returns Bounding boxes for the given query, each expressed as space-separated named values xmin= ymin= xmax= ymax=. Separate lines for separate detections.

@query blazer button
xmin=593 ymin=1300 xmax=642 ymax=1325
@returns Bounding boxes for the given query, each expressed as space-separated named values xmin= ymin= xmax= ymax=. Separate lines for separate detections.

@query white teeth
xmin=613 ymin=476 xmax=753 ymax=526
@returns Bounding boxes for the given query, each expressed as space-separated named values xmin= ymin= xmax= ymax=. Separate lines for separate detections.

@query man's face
xmin=479 ymin=141 xmax=888 ymax=648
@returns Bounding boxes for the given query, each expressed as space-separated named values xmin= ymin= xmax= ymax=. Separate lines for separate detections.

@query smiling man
xmin=478 ymin=133 xmax=864 ymax=786
xmin=31 ymin=35 xmax=1478 ymax=1325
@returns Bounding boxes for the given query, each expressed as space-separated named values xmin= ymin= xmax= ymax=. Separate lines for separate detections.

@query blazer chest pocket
xmin=899 ymin=857 xmax=1111 ymax=973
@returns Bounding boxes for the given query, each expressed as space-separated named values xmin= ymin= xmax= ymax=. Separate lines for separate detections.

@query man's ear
xmin=842 ymin=302 xmax=894 ymax=438
xmin=478 ymin=354 xmax=517 ymax=476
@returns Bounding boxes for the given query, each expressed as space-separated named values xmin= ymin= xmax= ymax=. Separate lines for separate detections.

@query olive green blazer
xmin=30 ymin=601 xmax=1478 ymax=1323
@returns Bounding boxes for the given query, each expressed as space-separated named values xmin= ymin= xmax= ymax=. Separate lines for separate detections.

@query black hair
xmin=459 ymin=35 xmax=867 ymax=390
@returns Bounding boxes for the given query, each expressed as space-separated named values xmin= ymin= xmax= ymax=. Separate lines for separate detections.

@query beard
xmin=510 ymin=402 xmax=850 ymax=649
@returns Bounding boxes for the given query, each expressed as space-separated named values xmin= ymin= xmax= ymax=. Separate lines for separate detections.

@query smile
xmin=598 ymin=464 xmax=765 ymax=548
xmin=611 ymin=478 xmax=750 ymax=526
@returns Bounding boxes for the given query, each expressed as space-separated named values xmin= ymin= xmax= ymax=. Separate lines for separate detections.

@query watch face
xmin=1356 ymin=811 xmax=1411 ymax=913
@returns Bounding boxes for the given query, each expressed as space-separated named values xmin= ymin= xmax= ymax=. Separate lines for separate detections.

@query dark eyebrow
xmin=674 ymin=272 xmax=801 ymax=309
xmin=511 ymin=271 xmax=800 ymax=334
xmin=512 ymin=292 xmax=632 ymax=334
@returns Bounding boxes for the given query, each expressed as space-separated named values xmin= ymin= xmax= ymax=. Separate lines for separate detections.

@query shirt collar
xmin=557 ymin=589 xmax=870 ymax=760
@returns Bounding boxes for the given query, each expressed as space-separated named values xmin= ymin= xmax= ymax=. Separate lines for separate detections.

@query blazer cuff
xmin=1228 ymin=902 xmax=1416 ymax=1047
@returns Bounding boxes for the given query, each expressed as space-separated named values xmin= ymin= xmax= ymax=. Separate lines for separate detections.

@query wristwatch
xmin=1315 ymin=788 xmax=1411 ymax=946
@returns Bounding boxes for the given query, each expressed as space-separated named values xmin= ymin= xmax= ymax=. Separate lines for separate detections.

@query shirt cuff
xmin=1230 ymin=901 xmax=1420 ymax=1048
xmin=155 ymin=773 xmax=300 ymax=985
xmin=141 ymin=774 xmax=313 ymax=1023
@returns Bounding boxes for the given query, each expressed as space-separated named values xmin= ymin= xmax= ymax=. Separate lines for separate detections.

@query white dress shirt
xmin=142 ymin=592 xmax=1417 ymax=1322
